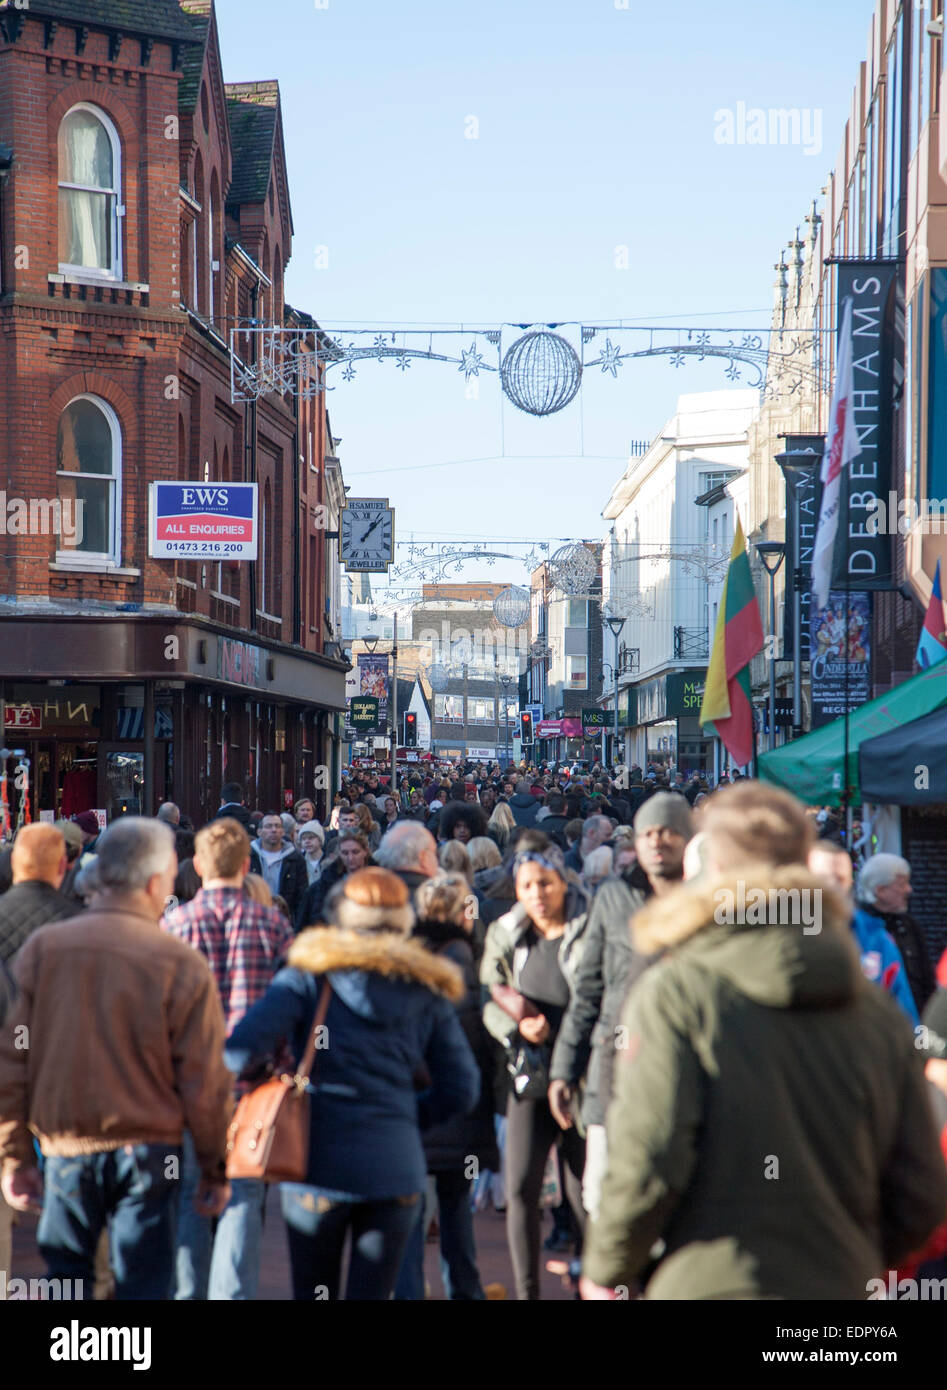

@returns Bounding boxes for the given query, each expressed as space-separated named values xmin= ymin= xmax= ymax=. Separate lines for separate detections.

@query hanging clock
xmin=340 ymin=498 xmax=395 ymax=573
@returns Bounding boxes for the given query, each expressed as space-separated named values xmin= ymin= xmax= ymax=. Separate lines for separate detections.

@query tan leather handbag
xmin=225 ymin=980 xmax=332 ymax=1183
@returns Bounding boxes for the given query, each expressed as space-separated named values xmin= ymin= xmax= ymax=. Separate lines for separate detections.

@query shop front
xmin=630 ymin=668 xmax=710 ymax=776
xmin=535 ymin=717 xmax=584 ymax=763
xmin=0 ymin=617 xmax=347 ymax=830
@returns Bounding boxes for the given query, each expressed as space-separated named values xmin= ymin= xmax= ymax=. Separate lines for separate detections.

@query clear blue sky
xmin=216 ymin=0 xmax=874 ymax=595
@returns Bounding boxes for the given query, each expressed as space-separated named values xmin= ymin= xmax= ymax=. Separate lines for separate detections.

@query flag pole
xmin=843 ymin=564 xmax=852 ymax=843
xmin=841 ymin=346 xmax=853 ymax=846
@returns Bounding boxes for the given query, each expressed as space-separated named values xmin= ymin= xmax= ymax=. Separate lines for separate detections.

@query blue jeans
xmin=280 ymin=1183 xmax=422 ymax=1301
xmin=395 ymin=1171 xmax=485 ymax=1300
xmin=174 ymin=1131 xmax=265 ymax=1300
xmin=38 ymin=1144 xmax=181 ymax=1300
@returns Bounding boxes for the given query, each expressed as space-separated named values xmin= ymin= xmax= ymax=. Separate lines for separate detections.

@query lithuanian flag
xmin=700 ymin=517 xmax=765 ymax=768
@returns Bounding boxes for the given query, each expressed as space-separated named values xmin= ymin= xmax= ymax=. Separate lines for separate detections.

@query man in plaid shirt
xmin=163 ymin=817 xmax=293 ymax=1300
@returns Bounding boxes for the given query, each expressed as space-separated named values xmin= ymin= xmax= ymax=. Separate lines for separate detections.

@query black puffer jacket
xmin=550 ymin=863 xmax=655 ymax=1126
xmin=0 ymin=956 xmax=15 ymax=1026
xmin=412 ymin=920 xmax=499 ymax=1173
xmin=0 ymin=881 xmax=77 ymax=964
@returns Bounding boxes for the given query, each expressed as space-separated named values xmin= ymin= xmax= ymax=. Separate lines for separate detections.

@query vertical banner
xmin=833 ymin=261 xmax=899 ymax=591
xmin=809 ymin=590 xmax=873 ymax=728
xmin=357 ymin=654 xmax=390 ymax=727
xmin=782 ymin=434 xmax=825 ymax=663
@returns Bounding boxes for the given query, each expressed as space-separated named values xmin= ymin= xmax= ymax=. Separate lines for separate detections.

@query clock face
xmin=340 ymin=504 xmax=394 ymax=571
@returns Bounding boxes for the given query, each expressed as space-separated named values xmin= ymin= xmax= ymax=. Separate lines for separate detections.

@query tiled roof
xmin=176 ymin=1 xmax=212 ymax=112
xmin=16 ymin=0 xmax=199 ymax=41
xmin=225 ymin=82 xmax=279 ymax=208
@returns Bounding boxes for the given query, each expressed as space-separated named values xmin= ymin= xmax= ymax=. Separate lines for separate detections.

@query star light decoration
xmin=388 ymin=540 xmax=549 ymax=586
xmin=596 ymin=339 xmax=621 ymax=376
xmin=459 ymin=344 xmax=484 ymax=378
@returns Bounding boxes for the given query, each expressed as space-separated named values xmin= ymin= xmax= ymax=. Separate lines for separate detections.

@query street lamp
xmin=498 ymin=671 xmax=514 ymax=768
xmin=776 ymin=444 xmax=820 ymax=739
xmin=604 ymin=613 xmax=626 ymax=767
xmin=755 ymin=542 xmax=786 ymax=754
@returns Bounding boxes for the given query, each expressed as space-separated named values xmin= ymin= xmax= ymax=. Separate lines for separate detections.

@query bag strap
xmin=295 ymin=978 xmax=332 ymax=1084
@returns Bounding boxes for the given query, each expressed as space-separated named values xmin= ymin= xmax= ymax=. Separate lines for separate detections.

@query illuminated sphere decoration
xmin=425 ymin=662 xmax=450 ymax=694
xmin=500 ymin=331 xmax=582 ymax=416
xmin=493 ymin=585 xmax=530 ymax=629
xmin=549 ymin=542 xmax=597 ymax=596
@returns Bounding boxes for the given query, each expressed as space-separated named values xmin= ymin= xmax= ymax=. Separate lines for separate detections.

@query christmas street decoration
xmin=493 ymin=585 xmax=531 ymax=629
xmin=548 ymin=542 xmax=598 ymax=595
xmin=499 ymin=331 xmax=582 ymax=416
xmin=230 ymin=322 xmax=828 ymax=413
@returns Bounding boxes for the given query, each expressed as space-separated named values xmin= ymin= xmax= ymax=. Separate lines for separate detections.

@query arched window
xmin=193 ymin=154 xmax=205 ymax=312
xmin=261 ymin=232 xmax=271 ymax=324
xmin=209 ymin=168 xmax=221 ymax=323
xmin=56 ymin=395 xmax=122 ymax=564
xmin=273 ymin=243 xmax=282 ymax=326
xmin=58 ymin=104 xmax=122 ymax=279
xmin=192 ymin=152 xmax=205 ymax=312
xmin=259 ymin=479 xmax=271 ymax=613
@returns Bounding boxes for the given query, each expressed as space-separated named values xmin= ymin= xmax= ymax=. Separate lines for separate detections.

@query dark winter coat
xmin=563 ymin=842 xmax=583 ymax=875
xmin=0 ymin=881 xmax=77 ymax=964
xmin=537 ymin=814 xmax=571 ymax=848
xmin=0 ymin=846 xmax=12 ymax=894
xmin=508 ymin=793 xmax=541 ymax=829
xmin=877 ymin=908 xmax=936 ymax=1015
xmin=477 ymin=870 xmax=516 ymax=930
xmin=550 ymin=864 xmax=655 ymax=1126
xmin=226 ymin=926 xmax=480 ymax=1199
xmin=295 ymin=856 xmax=352 ymax=931
xmin=412 ymin=920 xmax=499 ymax=1172
xmin=249 ymin=843 xmax=308 ymax=919
xmin=173 ymin=857 xmax=202 ymax=906
xmin=0 ymin=956 xmax=15 ymax=1026
xmin=214 ymin=803 xmax=253 ymax=832
xmin=583 ymin=865 xmax=947 ymax=1299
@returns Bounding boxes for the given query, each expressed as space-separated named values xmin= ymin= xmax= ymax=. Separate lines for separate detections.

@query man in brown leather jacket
xmin=0 ymin=817 xmax=233 ymax=1300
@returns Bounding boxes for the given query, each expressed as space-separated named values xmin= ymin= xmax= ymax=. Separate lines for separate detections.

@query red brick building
xmin=0 ymin=0 xmax=347 ymax=825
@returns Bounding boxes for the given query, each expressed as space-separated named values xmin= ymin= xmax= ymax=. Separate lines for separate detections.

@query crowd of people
xmin=0 ymin=754 xmax=944 ymax=1302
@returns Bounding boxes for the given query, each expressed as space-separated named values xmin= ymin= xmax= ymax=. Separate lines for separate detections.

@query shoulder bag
xmin=225 ymin=978 xmax=332 ymax=1183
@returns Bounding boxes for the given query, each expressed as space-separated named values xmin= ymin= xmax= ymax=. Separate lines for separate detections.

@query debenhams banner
xmin=833 ymin=261 xmax=899 ymax=592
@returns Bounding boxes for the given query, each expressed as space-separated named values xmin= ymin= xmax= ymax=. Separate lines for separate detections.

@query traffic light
xmin=403 ymin=711 xmax=418 ymax=747
xmin=520 ymin=710 xmax=533 ymax=742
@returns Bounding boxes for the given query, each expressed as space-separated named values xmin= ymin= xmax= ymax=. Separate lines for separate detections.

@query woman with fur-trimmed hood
xmin=581 ymin=783 xmax=947 ymax=1301
xmin=226 ymin=867 xmax=479 ymax=1301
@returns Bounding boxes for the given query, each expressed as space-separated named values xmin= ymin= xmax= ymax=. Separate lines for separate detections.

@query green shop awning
xmin=757 ymin=662 xmax=947 ymax=807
